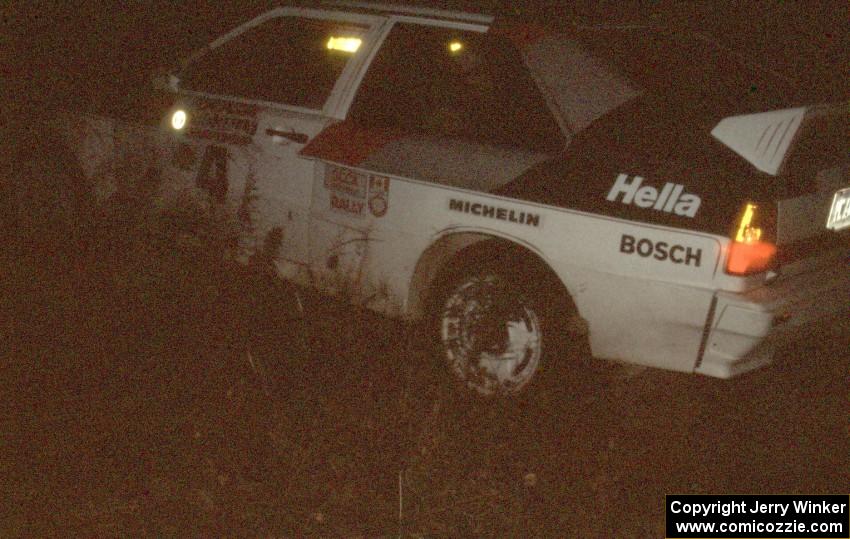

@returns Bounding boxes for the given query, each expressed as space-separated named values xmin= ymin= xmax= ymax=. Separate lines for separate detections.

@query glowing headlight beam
xmin=171 ymin=109 xmax=187 ymax=130
xmin=327 ymin=36 xmax=362 ymax=53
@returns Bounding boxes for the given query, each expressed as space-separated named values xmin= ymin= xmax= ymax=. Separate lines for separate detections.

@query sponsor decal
xmin=184 ymin=99 xmax=259 ymax=144
xmin=826 ymin=186 xmax=850 ymax=231
xmin=330 ymin=193 xmax=365 ymax=216
xmin=448 ymin=199 xmax=540 ymax=227
xmin=324 ymin=166 xmax=390 ymax=218
xmin=368 ymin=175 xmax=390 ymax=218
xmin=325 ymin=166 xmax=367 ymax=199
xmin=620 ymin=234 xmax=702 ymax=267
xmin=607 ymin=174 xmax=701 ymax=218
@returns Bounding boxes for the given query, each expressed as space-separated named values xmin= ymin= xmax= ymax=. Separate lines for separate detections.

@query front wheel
xmin=433 ymin=264 xmax=568 ymax=397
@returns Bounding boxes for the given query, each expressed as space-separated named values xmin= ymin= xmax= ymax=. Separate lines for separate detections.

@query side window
xmin=179 ymin=16 xmax=367 ymax=109
xmin=349 ymin=24 xmax=565 ymax=153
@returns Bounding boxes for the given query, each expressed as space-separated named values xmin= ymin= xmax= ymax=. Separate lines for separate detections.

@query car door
xmin=303 ymin=19 xmax=566 ymax=310
xmin=174 ymin=8 xmax=386 ymax=282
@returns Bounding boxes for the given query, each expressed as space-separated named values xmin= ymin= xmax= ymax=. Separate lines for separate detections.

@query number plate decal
xmin=826 ymin=187 xmax=850 ymax=231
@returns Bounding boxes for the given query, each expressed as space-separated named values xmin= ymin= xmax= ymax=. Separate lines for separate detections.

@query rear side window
xmin=179 ymin=16 xmax=367 ymax=109
xmin=348 ymin=23 xmax=565 ymax=153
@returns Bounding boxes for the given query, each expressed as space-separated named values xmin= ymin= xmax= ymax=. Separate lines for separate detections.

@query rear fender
xmin=405 ymin=229 xmax=579 ymax=327
xmin=406 ymin=231 xmax=493 ymax=320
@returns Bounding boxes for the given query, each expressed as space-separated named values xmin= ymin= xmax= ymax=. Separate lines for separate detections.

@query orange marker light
xmin=726 ymin=202 xmax=776 ymax=275
xmin=726 ymin=241 xmax=777 ymax=275
xmin=735 ymin=203 xmax=762 ymax=242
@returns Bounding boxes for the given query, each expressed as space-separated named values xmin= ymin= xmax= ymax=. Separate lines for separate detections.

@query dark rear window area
xmin=570 ymin=26 xmax=800 ymax=122
xmin=348 ymin=23 xmax=565 ymax=153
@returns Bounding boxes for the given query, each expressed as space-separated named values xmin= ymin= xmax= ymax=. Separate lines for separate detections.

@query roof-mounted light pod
xmin=327 ymin=36 xmax=362 ymax=53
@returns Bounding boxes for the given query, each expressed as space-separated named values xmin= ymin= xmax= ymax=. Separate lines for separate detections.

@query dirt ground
xmin=1 ymin=203 xmax=847 ymax=537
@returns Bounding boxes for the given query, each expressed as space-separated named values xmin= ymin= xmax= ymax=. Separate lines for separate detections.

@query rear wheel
xmin=431 ymin=255 xmax=578 ymax=397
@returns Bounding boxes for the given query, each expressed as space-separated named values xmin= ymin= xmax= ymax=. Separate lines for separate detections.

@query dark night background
xmin=4 ymin=1 xmax=849 ymax=114
xmin=1 ymin=1 xmax=848 ymax=537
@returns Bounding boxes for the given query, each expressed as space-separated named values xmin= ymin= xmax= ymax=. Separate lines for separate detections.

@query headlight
xmin=171 ymin=109 xmax=187 ymax=130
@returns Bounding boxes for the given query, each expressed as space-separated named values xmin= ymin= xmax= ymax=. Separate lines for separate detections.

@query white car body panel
xmin=60 ymin=2 xmax=848 ymax=382
xmin=701 ymin=255 xmax=850 ymax=378
xmin=304 ymin=157 xmax=726 ymax=373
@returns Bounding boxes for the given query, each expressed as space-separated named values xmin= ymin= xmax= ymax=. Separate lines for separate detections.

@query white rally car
xmin=152 ymin=2 xmax=849 ymax=395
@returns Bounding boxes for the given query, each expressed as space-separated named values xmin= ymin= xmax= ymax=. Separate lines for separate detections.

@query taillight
xmin=725 ymin=202 xmax=777 ymax=275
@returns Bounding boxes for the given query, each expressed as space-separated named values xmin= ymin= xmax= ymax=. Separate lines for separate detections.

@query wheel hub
xmin=440 ymin=274 xmax=542 ymax=395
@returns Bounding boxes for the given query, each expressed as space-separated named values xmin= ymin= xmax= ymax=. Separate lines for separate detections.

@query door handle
xmin=265 ymin=128 xmax=309 ymax=144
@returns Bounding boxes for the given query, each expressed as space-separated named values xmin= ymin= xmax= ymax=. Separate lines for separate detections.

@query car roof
xmin=318 ymin=0 xmax=494 ymax=24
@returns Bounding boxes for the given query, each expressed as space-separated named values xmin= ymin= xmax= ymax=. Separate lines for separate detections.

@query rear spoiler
xmin=711 ymin=106 xmax=806 ymax=176
xmin=711 ymin=102 xmax=848 ymax=176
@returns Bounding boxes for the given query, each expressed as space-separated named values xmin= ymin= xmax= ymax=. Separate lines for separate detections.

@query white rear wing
xmin=710 ymin=106 xmax=807 ymax=176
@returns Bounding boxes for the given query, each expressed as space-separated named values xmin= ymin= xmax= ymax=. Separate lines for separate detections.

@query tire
xmin=430 ymin=252 xmax=580 ymax=397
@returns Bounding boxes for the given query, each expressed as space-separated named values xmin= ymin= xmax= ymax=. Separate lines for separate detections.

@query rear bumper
xmin=696 ymin=257 xmax=850 ymax=378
